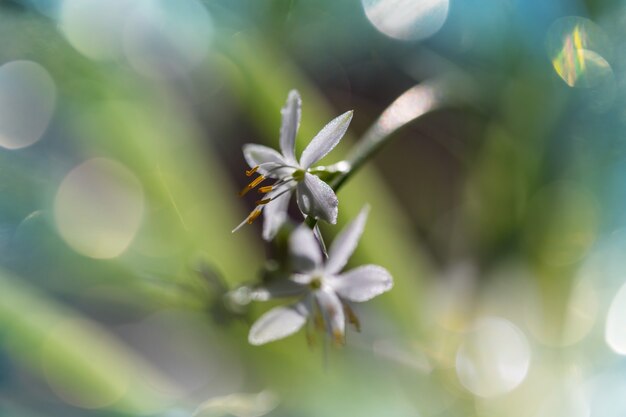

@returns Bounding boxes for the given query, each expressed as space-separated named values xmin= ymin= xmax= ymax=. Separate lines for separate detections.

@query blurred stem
xmin=306 ymin=75 xmax=469 ymax=229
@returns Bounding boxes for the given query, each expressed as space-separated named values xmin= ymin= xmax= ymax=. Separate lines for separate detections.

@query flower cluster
xmin=234 ymin=90 xmax=393 ymax=345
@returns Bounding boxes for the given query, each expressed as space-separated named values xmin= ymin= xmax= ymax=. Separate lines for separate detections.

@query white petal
xmin=330 ymin=265 xmax=393 ymax=302
xmin=313 ymin=224 xmax=328 ymax=257
xmin=279 ymin=90 xmax=301 ymax=164
xmin=261 ymin=188 xmax=293 ymax=241
xmin=299 ymin=110 xmax=353 ymax=169
xmin=248 ymin=304 xmax=308 ymax=345
xmin=315 ymin=288 xmax=345 ymax=342
xmin=250 ymin=280 xmax=306 ymax=301
xmin=326 ymin=205 xmax=369 ymax=274
xmin=296 ymin=173 xmax=338 ymax=224
xmin=290 ymin=225 xmax=322 ymax=272
xmin=243 ymin=144 xmax=290 ymax=177
xmin=291 ymin=273 xmax=313 ymax=285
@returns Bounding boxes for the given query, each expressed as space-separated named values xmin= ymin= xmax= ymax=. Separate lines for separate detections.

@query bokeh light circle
xmin=524 ymin=265 xmax=599 ymax=347
xmin=587 ymin=373 xmax=626 ymax=417
xmin=546 ymin=16 xmax=613 ymax=88
xmin=362 ymin=0 xmax=449 ymax=41
xmin=0 ymin=60 xmax=56 ymax=150
xmin=456 ymin=317 xmax=531 ymax=398
xmin=605 ymin=280 xmax=626 ymax=354
xmin=555 ymin=49 xmax=612 ymax=88
xmin=123 ymin=0 xmax=213 ymax=79
xmin=60 ymin=0 xmax=134 ymax=61
xmin=561 ymin=271 xmax=598 ymax=346
xmin=535 ymin=379 xmax=590 ymax=417
xmin=54 ymin=158 xmax=144 ymax=259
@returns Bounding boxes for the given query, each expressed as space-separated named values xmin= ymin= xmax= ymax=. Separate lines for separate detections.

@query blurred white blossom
xmin=233 ymin=90 xmax=353 ymax=240
xmin=248 ymin=206 xmax=393 ymax=345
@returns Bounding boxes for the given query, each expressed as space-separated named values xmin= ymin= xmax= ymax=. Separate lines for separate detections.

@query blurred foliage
xmin=2 ymin=0 xmax=626 ymax=417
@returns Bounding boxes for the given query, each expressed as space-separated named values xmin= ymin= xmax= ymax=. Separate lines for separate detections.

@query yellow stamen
xmin=247 ymin=209 xmax=262 ymax=224
xmin=306 ymin=331 xmax=316 ymax=348
xmin=314 ymin=312 xmax=325 ymax=331
xmin=239 ymin=175 xmax=265 ymax=197
xmin=333 ymin=329 xmax=345 ymax=345
xmin=344 ymin=304 xmax=361 ymax=332
xmin=256 ymin=198 xmax=271 ymax=205
xmin=246 ymin=166 xmax=259 ymax=177
xmin=258 ymin=185 xmax=274 ymax=193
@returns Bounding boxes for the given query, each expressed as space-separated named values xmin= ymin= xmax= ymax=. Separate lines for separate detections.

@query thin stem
xmin=305 ymin=75 xmax=469 ymax=228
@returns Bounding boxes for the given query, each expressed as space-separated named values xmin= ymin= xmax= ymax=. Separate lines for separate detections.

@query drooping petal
xmin=248 ymin=303 xmax=309 ymax=345
xmin=296 ymin=173 xmax=338 ymax=224
xmin=325 ymin=205 xmax=369 ymax=274
xmin=291 ymin=273 xmax=313 ymax=285
xmin=279 ymin=90 xmax=301 ymax=164
xmin=295 ymin=209 xmax=328 ymax=256
xmin=314 ymin=288 xmax=345 ymax=343
xmin=329 ymin=265 xmax=393 ymax=302
xmin=313 ymin=224 xmax=328 ymax=257
xmin=299 ymin=110 xmax=353 ymax=169
xmin=243 ymin=144 xmax=291 ymax=178
xmin=290 ymin=225 xmax=322 ymax=272
xmin=250 ymin=279 xmax=306 ymax=301
xmin=261 ymin=188 xmax=294 ymax=241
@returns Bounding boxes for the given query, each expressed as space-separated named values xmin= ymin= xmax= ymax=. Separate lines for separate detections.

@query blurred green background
xmin=2 ymin=0 xmax=626 ymax=416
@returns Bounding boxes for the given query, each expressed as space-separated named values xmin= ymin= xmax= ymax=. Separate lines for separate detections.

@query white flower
xmin=232 ymin=90 xmax=353 ymax=240
xmin=248 ymin=206 xmax=393 ymax=345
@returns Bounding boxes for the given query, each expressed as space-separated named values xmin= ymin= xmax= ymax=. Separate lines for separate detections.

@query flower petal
xmin=325 ymin=205 xmax=369 ymax=274
xmin=291 ymin=273 xmax=313 ymax=285
xmin=299 ymin=110 xmax=353 ymax=169
xmin=250 ymin=279 xmax=306 ymax=301
xmin=313 ymin=224 xmax=328 ymax=257
xmin=296 ymin=173 xmax=338 ymax=224
xmin=329 ymin=265 xmax=393 ymax=302
xmin=315 ymin=288 xmax=345 ymax=343
xmin=262 ymin=188 xmax=293 ymax=241
xmin=279 ymin=90 xmax=301 ymax=164
xmin=290 ymin=224 xmax=323 ymax=272
xmin=243 ymin=144 xmax=291 ymax=177
xmin=248 ymin=303 xmax=308 ymax=345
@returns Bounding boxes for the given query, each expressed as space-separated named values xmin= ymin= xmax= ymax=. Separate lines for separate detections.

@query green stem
xmin=306 ymin=76 xmax=466 ymax=228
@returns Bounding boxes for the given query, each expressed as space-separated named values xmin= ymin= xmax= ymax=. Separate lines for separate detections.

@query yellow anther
xmin=306 ymin=331 xmax=316 ymax=347
xmin=255 ymin=198 xmax=271 ymax=205
xmin=309 ymin=277 xmax=322 ymax=290
xmin=314 ymin=312 xmax=325 ymax=331
xmin=246 ymin=166 xmax=259 ymax=177
xmin=239 ymin=175 xmax=265 ymax=197
xmin=258 ymin=185 xmax=274 ymax=193
xmin=333 ymin=329 xmax=345 ymax=345
xmin=247 ymin=209 xmax=262 ymax=224
xmin=344 ymin=304 xmax=361 ymax=332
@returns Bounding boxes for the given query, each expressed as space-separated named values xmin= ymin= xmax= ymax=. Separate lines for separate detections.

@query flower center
xmin=309 ymin=276 xmax=322 ymax=290
xmin=233 ymin=163 xmax=299 ymax=232
xmin=292 ymin=169 xmax=305 ymax=182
